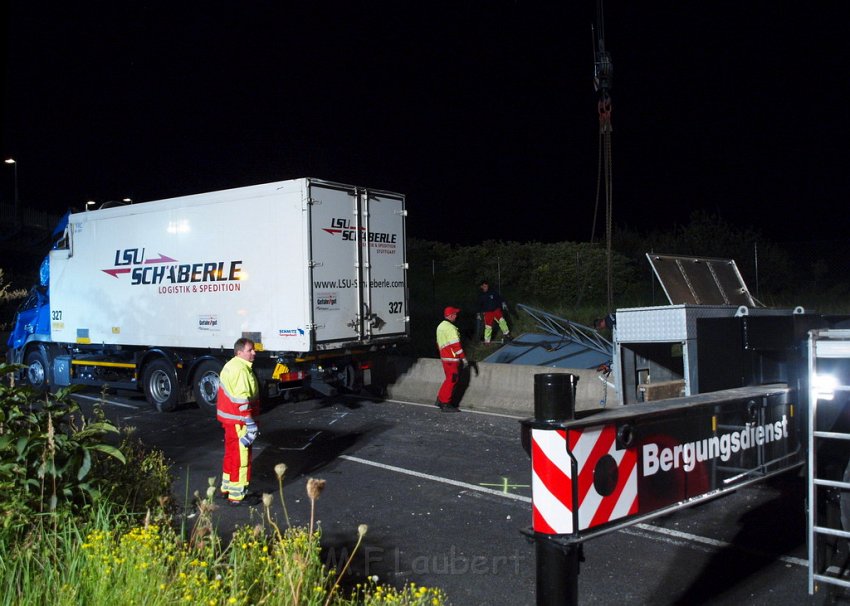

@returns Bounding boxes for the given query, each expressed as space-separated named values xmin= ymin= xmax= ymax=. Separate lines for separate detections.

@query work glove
xmin=239 ymin=419 xmax=259 ymax=447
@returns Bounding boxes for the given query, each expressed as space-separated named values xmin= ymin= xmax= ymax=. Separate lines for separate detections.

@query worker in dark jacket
xmin=477 ymin=280 xmax=511 ymax=344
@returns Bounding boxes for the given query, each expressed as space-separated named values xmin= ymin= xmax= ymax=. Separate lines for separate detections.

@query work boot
xmin=439 ymin=404 xmax=460 ymax=413
xmin=228 ymin=493 xmax=260 ymax=506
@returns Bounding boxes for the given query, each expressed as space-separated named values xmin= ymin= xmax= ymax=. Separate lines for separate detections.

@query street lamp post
xmin=4 ymin=158 xmax=18 ymax=223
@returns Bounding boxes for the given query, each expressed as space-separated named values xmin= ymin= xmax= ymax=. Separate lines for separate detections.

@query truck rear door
xmin=308 ymin=180 xmax=408 ymax=349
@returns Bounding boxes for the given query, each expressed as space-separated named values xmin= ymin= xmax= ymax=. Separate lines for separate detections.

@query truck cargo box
xmin=49 ymin=178 xmax=408 ymax=353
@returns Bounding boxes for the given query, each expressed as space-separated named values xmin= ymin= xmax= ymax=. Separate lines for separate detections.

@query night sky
xmin=2 ymin=2 xmax=848 ymax=245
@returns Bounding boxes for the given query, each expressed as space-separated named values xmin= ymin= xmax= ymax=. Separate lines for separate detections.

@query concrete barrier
xmin=382 ymin=357 xmax=616 ymax=416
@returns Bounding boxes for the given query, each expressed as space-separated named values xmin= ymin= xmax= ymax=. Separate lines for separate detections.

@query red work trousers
xmin=438 ymin=360 xmax=462 ymax=405
xmin=221 ymin=422 xmax=252 ymax=501
xmin=483 ymin=309 xmax=505 ymax=326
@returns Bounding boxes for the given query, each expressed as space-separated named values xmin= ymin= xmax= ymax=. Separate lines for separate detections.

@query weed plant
xmin=0 ymin=364 xmax=126 ymax=535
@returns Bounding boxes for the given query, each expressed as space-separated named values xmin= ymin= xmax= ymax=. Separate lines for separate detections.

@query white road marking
xmin=327 ymin=411 xmax=350 ymax=425
xmin=339 ymin=454 xmax=531 ymax=503
xmin=73 ymin=393 xmax=142 ymax=409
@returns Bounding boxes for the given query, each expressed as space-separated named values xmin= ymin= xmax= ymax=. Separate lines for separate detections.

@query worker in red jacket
xmin=436 ymin=306 xmax=466 ymax=412
xmin=217 ymin=337 xmax=260 ymax=504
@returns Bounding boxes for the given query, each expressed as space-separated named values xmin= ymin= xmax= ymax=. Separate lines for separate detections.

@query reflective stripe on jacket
xmin=436 ymin=319 xmax=465 ymax=362
xmin=216 ymin=356 xmax=259 ymax=425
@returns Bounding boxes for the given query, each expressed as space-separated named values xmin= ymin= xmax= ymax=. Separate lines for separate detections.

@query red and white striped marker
xmin=531 ymin=424 xmax=638 ymax=534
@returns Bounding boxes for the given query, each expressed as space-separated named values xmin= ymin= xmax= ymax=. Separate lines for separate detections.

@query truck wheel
xmin=143 ymin=359 xmax=180 ymax=412
xmin=25 ymin=349 xmax=49 ymax=392
xmin=193 ymin=360 xmax=223 ymax=416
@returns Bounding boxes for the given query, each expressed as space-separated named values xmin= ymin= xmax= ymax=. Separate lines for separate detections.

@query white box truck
xmin=6 ymin=178 xmax=409 ymax=413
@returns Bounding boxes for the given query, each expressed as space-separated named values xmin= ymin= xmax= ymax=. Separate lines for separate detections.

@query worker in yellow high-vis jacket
xmin=217 ymin=338 xmax=260 ymax=505
xmin=436 ymin=306 xmax=466 ymax=412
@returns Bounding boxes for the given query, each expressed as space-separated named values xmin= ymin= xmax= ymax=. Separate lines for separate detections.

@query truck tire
xmin=24 ymin=349 xmax=49 ymax=392
xmin=143 ymin=359 xmax=180 ymax=412
xmin=193 ymin=360 xmax=223 ymax=416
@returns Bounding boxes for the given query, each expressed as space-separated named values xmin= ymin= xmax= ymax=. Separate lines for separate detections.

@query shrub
xmin=91 ymin=427 xmax=173 ymax=513
xmin=0 ymin=364 xmax=126 ymax=534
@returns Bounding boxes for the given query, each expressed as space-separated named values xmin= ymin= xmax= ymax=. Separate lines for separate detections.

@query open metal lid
xmin=646 ymin=253 xmax=756 ymax=306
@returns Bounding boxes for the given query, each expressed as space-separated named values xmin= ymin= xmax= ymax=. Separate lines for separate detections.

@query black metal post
xmin=533 ymin=373 xmax=579 ymax=606
xmin=534 ymin=373 xmax=576 ymax=421
xmin=536 ymin=538 xmax=579 ymax=606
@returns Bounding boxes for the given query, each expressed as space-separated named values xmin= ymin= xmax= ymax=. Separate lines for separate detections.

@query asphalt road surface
xmin=72 ymin=389 xmax=850 ymax=606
